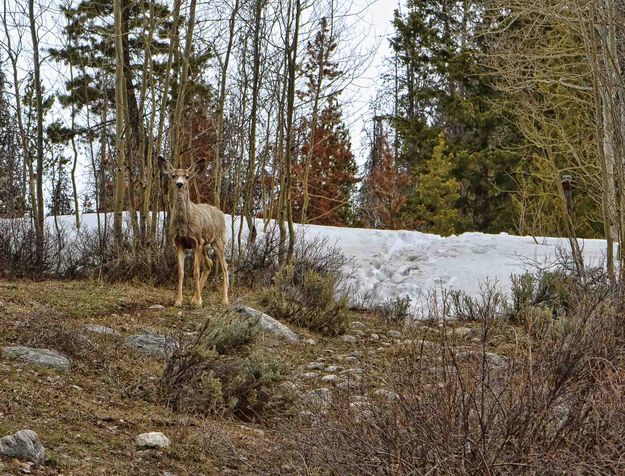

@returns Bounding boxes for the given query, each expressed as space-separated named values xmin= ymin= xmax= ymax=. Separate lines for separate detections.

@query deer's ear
xmin=158 ymin=155 xmax=173 ymax=174
xmin=190 ymin=159 xmax=206 ymax=177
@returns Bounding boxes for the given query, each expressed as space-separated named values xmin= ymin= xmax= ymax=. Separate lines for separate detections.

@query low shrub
xmin=158 ymin=311 xmax=289 ymax=420
xmin=285 ymin=268 xmax=625 ymax=475
xmin=260 ymin=266 xmax=351 ymax=336
xmin=374 ymin=296 xmax=413 ymax=322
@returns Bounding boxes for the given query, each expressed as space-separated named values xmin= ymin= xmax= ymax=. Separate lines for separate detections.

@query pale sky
xmin=341 ymin=0 xmax=399 ymax=167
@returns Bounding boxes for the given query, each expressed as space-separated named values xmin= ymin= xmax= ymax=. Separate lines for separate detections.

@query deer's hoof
xmin=191 ymin=296 xmax=202 ymax=307
xmin=175 ymin=299 xmax=183 ymax=307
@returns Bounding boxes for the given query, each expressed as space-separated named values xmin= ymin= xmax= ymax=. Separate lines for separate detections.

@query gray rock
xmin=302 ymin=388 xmax=332 ymax=406
xmin=387 ymin=330 xmax=402 ymax=339
xmin=341 ymin=335 xmax=357 ymax=343
xmin=125 ymin=333 xmax=176 ymax=358
xmin=84 ymin=324 xmax=120 ymax=336
xmin=374 ymin=388 xmax=400 ymax=401
xmin=0 ymin=430 xmax=45 ymax=464
xmin=341 ymin=367 xmax=364 ymax=375
xmin=135 ymin=432 xmax=170 ymax=449
xmin=349 ymin=321 xmax=367 ymax=331
xmin=455 ymin=351 xmax=508 ymax=367
xmin=351 ymin=329 xmax=365 ymax=337
xmin=336 ymin=378 xmax=361 ymax=390
xmin=306 ymin=362 xmax=325 ymax=370
xmin=414 ymin=339 xmax=436 ymax=349
xmin=427 ymin=366 xmax=457 ymax=376
xmin=301 ymin=372 xmax=319 ymax=379
xmin=369 ymin=333 xmax=380 ymax=341
xmin=347 ymin=351 xmax=363 ymax=359
xmin=233 ymin=305 xmax=299 ymax=342
xmin=447 ymin=326 xmax=473 ymax=337
xmin=325 ymin=365 xmax=341 ymax=372
xmin=149 ymin=304 xmax=166 ymax=310
xmin=1 ymin=346 xmax=70 ymax=371
xmin=321 ymin=374 xmax=338 ymax=383
xmin=302 ymin=338 xmax=317 ymax=345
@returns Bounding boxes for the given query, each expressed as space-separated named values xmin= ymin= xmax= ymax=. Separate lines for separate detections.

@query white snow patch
xmin=12 ymin=213 xmax=611 ymax=313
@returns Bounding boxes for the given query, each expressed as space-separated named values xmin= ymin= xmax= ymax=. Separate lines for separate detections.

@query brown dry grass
xmin=5 ymin=276 xmax=615 ymax=475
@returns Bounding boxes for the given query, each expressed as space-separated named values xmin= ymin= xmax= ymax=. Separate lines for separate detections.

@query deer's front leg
xmin=191 ymin=243 xmax=203 ymax=307
xmin=175 ymin=245 xmax=185 ymax=307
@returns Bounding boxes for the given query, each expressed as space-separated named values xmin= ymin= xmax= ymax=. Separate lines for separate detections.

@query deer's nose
xmin=176 ymin=181 xmax=183 ymax=188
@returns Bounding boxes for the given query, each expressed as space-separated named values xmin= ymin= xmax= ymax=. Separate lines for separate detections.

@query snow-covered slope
xmin=41 ymin=213 xmax=610 ymax=311
xmin=296 ymin=224 xmax=609 ymax=311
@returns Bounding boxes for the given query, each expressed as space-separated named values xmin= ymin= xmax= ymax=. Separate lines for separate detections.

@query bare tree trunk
xmin=243 ymin=0 xmax=266 ymax=243
xmin=28 ymin=0 xmax=45 ymax=260
xmin=1 ymin=0 xmax=36 ymax=228
xmin=170 ymin=0 xmax=198 ymax=164
xmin=213 ymin=0 xmax=240 ymax=209
xmin=113 ymin=0 xmax=128 ymax=251
xmin=284 ymin=0 xmax=302 ymax=263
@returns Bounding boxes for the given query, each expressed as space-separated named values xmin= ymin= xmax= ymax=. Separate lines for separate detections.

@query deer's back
xmin=191 ymin=203 xmax=227 ymax=245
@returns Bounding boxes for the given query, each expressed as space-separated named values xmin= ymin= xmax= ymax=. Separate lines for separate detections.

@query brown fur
xmin=161 ymin=158 xmax=229 ymax=307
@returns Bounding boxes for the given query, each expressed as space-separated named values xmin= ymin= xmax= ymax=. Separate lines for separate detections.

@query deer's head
xmin=159 ymin=156 xmax=205 ymax=194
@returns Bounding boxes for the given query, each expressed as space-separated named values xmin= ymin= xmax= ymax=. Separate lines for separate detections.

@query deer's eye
xmin=185 ymin=175 xmax=189 ymax=179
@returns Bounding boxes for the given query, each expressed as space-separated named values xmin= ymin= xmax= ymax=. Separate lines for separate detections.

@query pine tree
xmin=360 ymin=129 xmax=410 ymax=229
xmin=390 ymin=0 xmax=523 ymax=232
xmin=412 ymin=131 xmax=463 ymax=235
xmin=48 ymin=156 xmax=74 ymax=217
xmin=294 ymin=99 xmax=358 ymax=226
xmin=0 ymin=68 xmax=25 ymax=217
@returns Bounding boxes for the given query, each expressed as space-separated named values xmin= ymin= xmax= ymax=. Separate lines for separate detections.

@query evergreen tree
xmin=294 ymin=99 xmax=358 ymax=226
xmin=412 ymin=131 xmax=464 ymax=235
xmin=391 ymin=0 xmax=523 ymax=232
xmin=48 ymin=156 xmax=74 ymax=216
xmin=0 ymin=68 xmax=25 ymax=217
xmin=360 ymin=128 xmax=410 ymax=229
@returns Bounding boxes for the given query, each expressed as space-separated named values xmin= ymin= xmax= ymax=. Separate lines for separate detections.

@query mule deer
xmin=160 ymin=156 xmax=229 ymax=307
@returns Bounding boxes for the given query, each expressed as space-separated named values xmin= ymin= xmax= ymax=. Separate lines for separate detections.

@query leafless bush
xmin=287 ymin=269 xmax=625 ymax=474
xmin=450 ymin=282 xmax=507 ymax=322
xmin=0 ymin=218 xmax=57 ymax=278
xmin=233 ymin=227 xmax=281 ymax=287
xmin=233 ymin=228 xmax=350 ymax=290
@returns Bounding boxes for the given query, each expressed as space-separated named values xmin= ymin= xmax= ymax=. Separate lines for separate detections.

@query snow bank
xmin=37 ymin=213 xmax=610 ymax=311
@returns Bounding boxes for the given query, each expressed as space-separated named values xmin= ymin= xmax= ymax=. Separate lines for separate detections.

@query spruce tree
xmin=0 ymin=69 xmax=25 ymax=217
xmin=412 ymin=131 xmax=464 ymax=235
xmin=390 ymin=0 xmax=524 ymax=232
xmin=294 ymin=99 xmax=358 ymax=226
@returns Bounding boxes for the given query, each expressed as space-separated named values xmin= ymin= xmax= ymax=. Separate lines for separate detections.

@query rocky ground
xmin=0 ymin=280 xmax=505 ymax=475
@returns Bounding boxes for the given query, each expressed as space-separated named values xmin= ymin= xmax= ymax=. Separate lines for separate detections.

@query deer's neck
xmin=171 ymin=192 xmax=193 ymax=236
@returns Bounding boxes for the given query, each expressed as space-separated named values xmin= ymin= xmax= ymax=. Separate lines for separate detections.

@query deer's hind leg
xmin=175 ymin=244 xmax=186 ymax=307
xmin=191 ymin=239 xmax=204 ymax=307
xmin=199 ymin=245 xmax=213 ymax=292
xmin=212 ymin=238 xmax=229 ymax=305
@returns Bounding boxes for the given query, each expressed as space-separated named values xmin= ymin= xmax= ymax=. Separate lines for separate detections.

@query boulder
xmin=83 ymin=324 xmax=120 ymax=336
xmin=1 ymin=346 xmax=70 ymax=371
xmin=135 ymin=432 xmax=170 ymax=449
xmin=302 ymin=388 xmax=332 ymax=407
xmin=233 ymin=305 xmax=299 ymax=342
xmin=125 ymin=333 xmax=176 ymax=358
xmin=0 ymin=430 xmax=45 ymax=465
